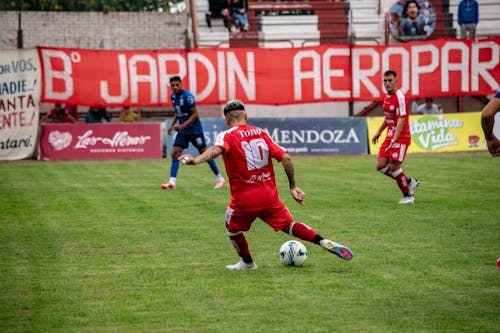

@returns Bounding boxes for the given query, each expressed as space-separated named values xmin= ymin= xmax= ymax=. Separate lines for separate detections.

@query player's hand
xmin=290 ymin=187 xmax=305 ymax=205
xmin=173 ymin=124 xmax=183 ymax=132
xmin=371 ymin=132 xmax=380 ymax=145
xmin=167 ymin=127 xmax=173 ymax=135
xmin=385 ymin=141 xmax=394 ymax=151
xmin=179 ymin=154 xmax=194 ymax=165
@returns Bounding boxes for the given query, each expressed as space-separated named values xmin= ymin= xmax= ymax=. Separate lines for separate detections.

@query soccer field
xmin=0 ymin=153 xmax=498 ymax=332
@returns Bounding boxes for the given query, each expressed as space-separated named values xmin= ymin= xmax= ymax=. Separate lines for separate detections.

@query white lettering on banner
xmin=323 ymin=48 xmax=350 ymax=98
xmin=129 ymin=55 xmax=158 ymax=103
xmin=188 ymin=52 xmax=216 ymax=101
xmin=158 ymin=53 xmax=186 ymax=103
xmin=74 ymin=130 xmax=151 ymax=149
xmin=471 ymin=42 xmax=499 ymax=91
xmin=441 ymin=42 xmax=469 ymax=92
xmin=268 ymin=128 xmax=359 ymax=144
xmin=41 ymin=49 xmax=73 ymax=100
xmin=352 ymin=48 xmax=380 ymax=98
xmin=217 ymin=52 xmax=226 ymax=100
xmin=99 ymin=51 xmax=254 ymax=103
xmin=410 ymin=116 xmax=462 ymax=150
xmin=226 ymin=52 xmax=255 ymax=100
xmin=381 ymin=47 xmax=410 ymax=93
xmin=101 ymin=54 xmax=128 ymax=103
xmin=39 ymin=39 xmax=500 ymax=105
xmin=294 ymin=50 xmax=321 ymax=100
xmin=411 ymin=44 xmax=439 ymax=96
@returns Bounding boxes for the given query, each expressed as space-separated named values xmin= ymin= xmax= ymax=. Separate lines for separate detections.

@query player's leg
xmin=377 ymin=154 xmax=415 ymax=186
xmin=161 ymin=146 xmax=183 ymax=190
xmin=196 ymin=137 xmax=225 ymax=189
xmin=282 ymin=222 xmax=354 ymax=261
xmin=264 ymin=203 xmax=354 ymax=261
xmin=376 ymin=139 xmax=393 ymax=178
xmin=161 ymin=133 xmax=189 ymax=190
xmin=387 ymin=143 xmax=416 ymax=203
xmin=225 ymin=206 xmax=257 ymax=270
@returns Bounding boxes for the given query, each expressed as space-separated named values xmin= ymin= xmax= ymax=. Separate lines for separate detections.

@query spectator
xmin=457 ymin=0 xmax=479 ymax=39
xmin=401 ymin=1 xmax=427 ymax=38
xmin=481 ymin=88 xmax=500 ymax=157
xmin=85 ymin=106 xmax=112 ymax=123
xmin=228 ymin=0 xmax=249 ymax=31
xmin=41 ymin=103 xmax=77 ymax=123
xmin=205 ymin=0 xmax=229 ymax=31
xmin=65 ymin=104 xmax=79 ymax=121
xmin=411 ymin=98 xmax=443 ymax=115
xmin=119 ymin=106 xmax=141 ymax=123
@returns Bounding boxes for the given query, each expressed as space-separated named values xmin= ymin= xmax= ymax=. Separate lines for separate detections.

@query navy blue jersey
xmin=171 ymin=89 xmax=203 ymax=134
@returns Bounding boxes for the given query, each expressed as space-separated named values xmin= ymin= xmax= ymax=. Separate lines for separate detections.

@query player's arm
xmin=168 ymin=114 xmax=178 ymax=135
xmin=280 ymin=153 xmax=305 ymax=205
xmin=481 ymin=96 xmax=500 ymax=157
xmin=371 ymin=120 xmax=387 ymax=144
xmin=179 ymin=145 xmax=223 ymax=165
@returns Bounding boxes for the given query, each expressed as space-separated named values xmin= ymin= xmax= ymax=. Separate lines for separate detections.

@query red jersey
xmin=383 ymin=89 xmax=411 ymax=144
xmin=214 ymin=124 xmax=287 ymax=209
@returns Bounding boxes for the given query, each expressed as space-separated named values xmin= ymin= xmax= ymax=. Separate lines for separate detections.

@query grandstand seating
xmin=448 ymin=0 xmax=500 ymax=38
xmin=195 ymin=0 xmax=350 ymax=47
xmin=258 ymin=15 xmax=320 ymax=48
xmin=349 ymin=0 xmax=384 ymax=45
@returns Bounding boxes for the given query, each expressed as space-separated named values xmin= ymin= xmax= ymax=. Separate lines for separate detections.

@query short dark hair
xmin=383 ymin=70 xmax=397 ymax=77
xmin=223 ymin=99 xmax=245 ymax=116
xmin=425 ymin=98 xmax=433 ymax=102
xmin=169 ymin=76 xmax=182 ymax=83
xmin=403 ymin=0 xmax=420 ymax=18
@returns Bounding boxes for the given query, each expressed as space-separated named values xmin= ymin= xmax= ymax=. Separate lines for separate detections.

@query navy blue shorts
xmin=174 ymin=132 xmax=207 ymax=150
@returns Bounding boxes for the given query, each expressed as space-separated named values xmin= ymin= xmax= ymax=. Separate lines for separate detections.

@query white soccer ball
xmin=279 ymin=240 xmax=308 ymax=267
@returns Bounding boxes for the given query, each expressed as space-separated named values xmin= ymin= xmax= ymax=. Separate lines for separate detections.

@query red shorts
xmin=378 ymin=138 xmax=410 ymax=162
xmin=225 ymin=200 xmax=293 ymax=233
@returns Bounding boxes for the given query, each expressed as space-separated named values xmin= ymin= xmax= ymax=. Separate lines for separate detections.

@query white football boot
xmin=398 ymin=196 xmax=415 ymax=204
xmin=214 ymin=178 xmax=226 ymax=189
xmin=226 ymin=260 xmax=257 ymax=270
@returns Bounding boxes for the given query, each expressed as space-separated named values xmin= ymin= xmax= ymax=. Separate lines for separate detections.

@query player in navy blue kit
xmin=161 ymin=76 xmax=226 ymax=190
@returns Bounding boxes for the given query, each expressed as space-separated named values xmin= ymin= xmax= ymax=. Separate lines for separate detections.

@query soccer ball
xmin=279 ymin=240 xmax=308 ymax=267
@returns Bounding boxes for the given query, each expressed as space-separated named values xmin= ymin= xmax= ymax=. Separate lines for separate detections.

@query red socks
xmin=392 ymin=168 xmax=410 ymax=195
xmin=289 ymin=222 xmax=318 ymax=243
xmin=229 ymin=232 xmax=250 ymax=258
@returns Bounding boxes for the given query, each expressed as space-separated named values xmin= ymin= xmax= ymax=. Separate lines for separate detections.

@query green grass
xmin=0 ymin=153 xmax=499 ymax=333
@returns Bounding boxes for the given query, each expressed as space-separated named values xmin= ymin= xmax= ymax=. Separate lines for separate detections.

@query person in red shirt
xmin=179 ymin=100 xmax=354 ymax=270
xmin=41 ymin=103 xmax=77 ymax=123
xmin=371 ymin=70 xmax=419 ymax=204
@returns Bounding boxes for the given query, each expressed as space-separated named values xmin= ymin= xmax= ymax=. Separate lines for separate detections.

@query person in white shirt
xmin=412 ymin=98 xmax=443 ymax=115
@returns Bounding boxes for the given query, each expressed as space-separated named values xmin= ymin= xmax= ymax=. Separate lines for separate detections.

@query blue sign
xmin=164 ymin=117 xmax=368 ymax=157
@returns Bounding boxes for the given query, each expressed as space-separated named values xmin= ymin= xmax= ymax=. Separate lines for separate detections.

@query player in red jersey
xmin=371 ymin=70 xmax=419 ymax=204
xmin=179 ymin=100 xmax=354 ymax=270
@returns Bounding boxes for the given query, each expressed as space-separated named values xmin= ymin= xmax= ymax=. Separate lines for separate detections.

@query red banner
xmin=39 ymin=123 xmax=162 ymax=160
xmin=38 ymin=38 xmax=500 ymax=106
